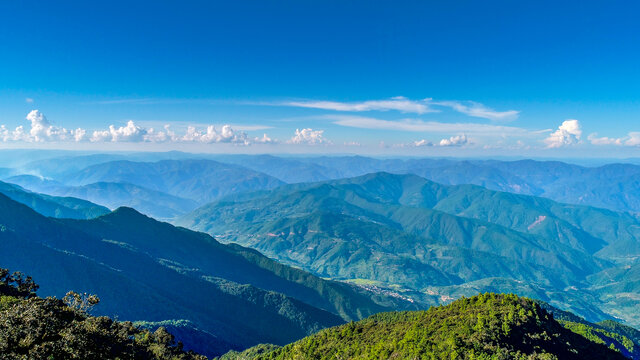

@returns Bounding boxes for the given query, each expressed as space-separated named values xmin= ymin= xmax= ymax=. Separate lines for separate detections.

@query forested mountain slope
xmin=179 ymin=172 xmax=640 ymax=327
xmin=227 ymin=294 xmax=629 ymax=360
xmin=0 ymin=193 xmax=410 ymax=357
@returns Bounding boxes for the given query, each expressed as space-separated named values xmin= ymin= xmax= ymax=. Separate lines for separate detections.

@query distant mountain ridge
xmin=5 ymin=175 xmax=198 ymax=220
xmin=8 ymin=154 xmax=640 ymax=220
xmin=63 ymin=159 xmax=285 ymax=204
xmin=178 ymin=172 xmax=640 ymax=327
xmin=0 ymin=180 xmax=109 ymax=219
xmin=209 ymin=155 xmax=640 ymax=214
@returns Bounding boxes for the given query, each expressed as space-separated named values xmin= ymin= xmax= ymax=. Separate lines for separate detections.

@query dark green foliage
xmin=560 ymin=321 xmax=639 ymax=359
xmin=598 ymin=320 xmax=640 ymax=346
xmin=251 ymin=294 xmax=626 ymax=360
xmin=217 ymin=344 xmax=281 ymax=360
xmin=0 ymin=268 xmax=39 ymax=299
xmin=136 ymin=319 xmax=234 ymax=359
xmin=0 ymin=267 xmax=206 ymax=360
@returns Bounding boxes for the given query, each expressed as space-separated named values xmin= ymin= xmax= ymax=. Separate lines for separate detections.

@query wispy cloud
xmin=271 ymin=97 xmax=519 ymax=122
xmin=325 ymin=115 xmax=530 ymax=136
xmin=280 ymin=97 xmax=437 ymax=114
xmin=429 ymin=100 xmax=519 ymax=122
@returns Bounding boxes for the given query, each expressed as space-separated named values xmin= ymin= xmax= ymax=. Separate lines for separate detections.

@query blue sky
xmin=1 ymin=0 xmax=639 ymax=156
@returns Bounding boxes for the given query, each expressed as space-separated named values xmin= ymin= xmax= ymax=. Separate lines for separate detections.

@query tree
xmin=0 ymin=267 xmax=39 ymax=299
xmin=63 ymin=291 xmax=100 ymax=313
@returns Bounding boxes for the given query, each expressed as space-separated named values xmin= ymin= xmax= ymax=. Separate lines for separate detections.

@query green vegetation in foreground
xmin=226 ymin=293 xmax=627 ymax=360
xmin=0 ymin=267 xmax=206 ymax=360
xmin=217 ymin=344 xmax=281 ymax=360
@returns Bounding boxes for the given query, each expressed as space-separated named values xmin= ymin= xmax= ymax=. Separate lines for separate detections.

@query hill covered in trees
xmin=224 ymin=294 xmax=631 ymax=360
xmin=179 ymin=172 xmax=640 ymax=326
xmin=0 ymin=267 xmax=206 ymax=360
xmin=0 ymin=192 xmax=414 ymax=357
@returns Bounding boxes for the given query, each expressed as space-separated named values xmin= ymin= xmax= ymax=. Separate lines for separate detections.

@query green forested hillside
xmin=178 ymin=172 xmax=640 ymax=327
xmin=231 ymin=294 xmax=627 ymax=360
xmin=0 ymin=267 xmax=207 ymax=360
xmin=0 ymin=193 xmax=410 ymax=357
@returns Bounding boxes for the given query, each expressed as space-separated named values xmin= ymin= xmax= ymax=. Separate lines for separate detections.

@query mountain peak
xmin=102 ymin=206 xmax=151 ymax=221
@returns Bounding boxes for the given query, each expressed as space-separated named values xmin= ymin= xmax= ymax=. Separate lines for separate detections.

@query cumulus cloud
xmin=544 ymin=119 xmax=582 ymax=148
xmin=19 ymin=110 xmax=83 ymax=142
xmin=397 ymin=136 xmax=467 ymax=148
xmin=0 ymin=110 xmax=276 ymax=146
xmin=439 ymin=134 xmax=468 ymax=146
xmin=588 ymin=133 xmax=623 ymax=146
xmin=288 ymin=128 xmax=331 ymax=145
xmin=25 ymin=98 xmax=34 ymax=103
xmin=90 ymin=120 xmax=147 ymax=142
xmin=587 ymin=132 xmax=640 ymax=147
xmin=177 ymin=124 xmax=252 ymax=144
xmin=431 ymin=100 xmax=519 ymax=122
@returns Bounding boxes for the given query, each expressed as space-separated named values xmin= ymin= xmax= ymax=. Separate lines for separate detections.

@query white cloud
xmin=544 ymin=119 xmax=582 ymax=148
xmin=625 ymin=132 xmax=640 ymax=147
xmin=588 ymin=133 xmax=623 ymax=146
xmin=177 ymin=124 xmax=251 ymax=144
xmin=276 ymin=97 xmax=519 ymax=121
xmin=587 ymin=132 xmax=640 ymax=147
xmin=431 ymin=100 xmax=519 ymax=122
xmin=288 ymin=128 xmax=331 ymax=145
xmin=21 ymin=110 xmax=83 ymax=142
xmin=413 ymin=139 xmax=433 ymax=147
xmin=91 ymin=120 xmax=147 ymax=142
xmin=0 ymin=111 xmax=276 ymax=146
xmin=439 ymin=134 xmax=469 ymax=147
xmin=74 ymin=128 xmax=87 ymax=142
xmin=327 ymin=115 xmax=530 ymax=136
xmin=282 ymin=97 xmax=435 ymax=114
xmin=254 ymin=133 xmax=277 ymax=144
xmin=25 ymin=98 xmax=34 ymax=103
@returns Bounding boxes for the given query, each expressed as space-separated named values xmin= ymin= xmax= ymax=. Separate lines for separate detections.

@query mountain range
xmin=0 ymin=180 xmax=109 ymax=219
xmin=1 ymin=151 xmax=640 ymax=357
xmin=177 ymin=172 xmax=640 ymax=327
xmin=0 ymin=192 xmax=415 ymax=357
